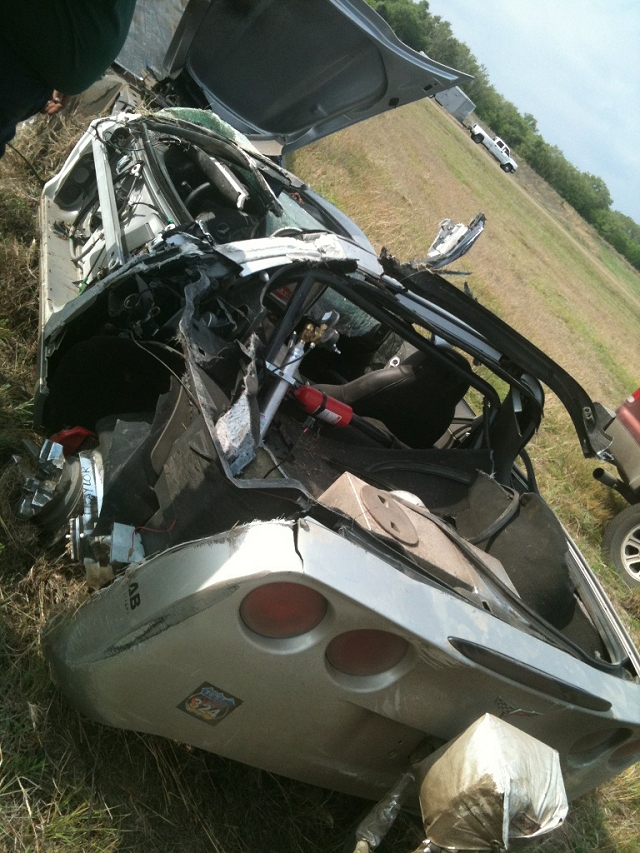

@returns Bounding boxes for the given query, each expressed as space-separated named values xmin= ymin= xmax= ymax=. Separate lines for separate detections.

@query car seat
xmin=314 ymin=348 xmax=471 ymax=448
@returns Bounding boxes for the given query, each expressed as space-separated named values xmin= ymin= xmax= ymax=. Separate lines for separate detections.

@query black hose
xmin=6 ymin=142 xmax=46 ymax=185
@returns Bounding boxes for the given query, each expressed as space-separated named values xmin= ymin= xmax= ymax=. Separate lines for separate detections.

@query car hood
xmin=162 ymin=0 xmax=471 ymax=154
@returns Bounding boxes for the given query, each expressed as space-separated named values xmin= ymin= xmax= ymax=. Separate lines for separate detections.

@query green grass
xmin=2 ymin=96 xmax=640 ymax=852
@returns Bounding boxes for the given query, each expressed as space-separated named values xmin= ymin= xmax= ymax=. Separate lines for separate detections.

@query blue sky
xmin=426 ymin=0 xmax=640 ymax=224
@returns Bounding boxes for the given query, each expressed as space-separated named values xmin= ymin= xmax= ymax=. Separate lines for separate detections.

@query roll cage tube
xmin=288 ymin=265 xmax=502 ymax=413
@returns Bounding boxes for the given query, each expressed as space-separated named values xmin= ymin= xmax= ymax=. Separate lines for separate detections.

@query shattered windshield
xmin=264 ymin=186 xmax=338 ymax=235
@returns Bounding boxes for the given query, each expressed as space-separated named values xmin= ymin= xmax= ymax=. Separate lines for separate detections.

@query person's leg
xmin=0 ymin=37 xmax=51 ymax=158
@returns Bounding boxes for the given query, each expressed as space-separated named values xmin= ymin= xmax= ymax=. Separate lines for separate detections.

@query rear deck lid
xmin=163 ymin=0 xmax=470 ymax=153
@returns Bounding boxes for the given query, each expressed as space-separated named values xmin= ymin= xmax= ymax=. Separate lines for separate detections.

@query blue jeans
xmin=0 ymin=37 xmax=51 ymax=158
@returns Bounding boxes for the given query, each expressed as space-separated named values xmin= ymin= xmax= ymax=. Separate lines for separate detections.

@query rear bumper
xmin=44 ymin=518 xmax=640 ymax=801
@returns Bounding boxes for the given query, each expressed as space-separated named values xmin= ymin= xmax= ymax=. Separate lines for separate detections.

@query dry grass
xmin=0 ymin=112 xmax=90 ymax=468
xmin=3 ymin=96 xmax=640 ymax=852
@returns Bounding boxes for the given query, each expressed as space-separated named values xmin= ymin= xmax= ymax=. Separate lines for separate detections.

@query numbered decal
xmin=178 ymin=682 xmax=242 ymax=726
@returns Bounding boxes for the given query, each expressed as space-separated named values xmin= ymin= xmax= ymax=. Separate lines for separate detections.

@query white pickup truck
xmin=469 ymin=123 xmax=518 ymax=173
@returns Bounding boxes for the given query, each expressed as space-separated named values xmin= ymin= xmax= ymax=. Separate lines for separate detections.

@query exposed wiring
xmin=78 ymin=243 xmax=106 ymax=285
xmin=278 ymin=350 xmax=307 ymax=370
xmin=68 ymin=167 xmax=133 ymax=250
xmin=70 ymin=234 xmax=100 ymax=262
xmin=142 ymin=338 xmax=186 ymax=359
xmin=261 ymin=417 xmax=314 ymax=479
xmin=90 ymin=118 xmax=174 ymax=154
xmin=515 ymin=448 xmax=538 ymax=493
xmin=127 ymin=334 xmax=202 ymax=413
xmin=5 ymin=142 xmax=46 ymax=185
xmin=125 ymin=199 xmax=169 ymax=221
xmin=136 ymin=519 xmax=177 ymax=534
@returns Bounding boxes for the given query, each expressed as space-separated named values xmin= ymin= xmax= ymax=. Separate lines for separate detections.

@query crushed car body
xmin=11 ymin=0 xmax=640 ymax=847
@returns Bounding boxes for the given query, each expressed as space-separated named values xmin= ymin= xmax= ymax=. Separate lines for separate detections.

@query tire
xmin=471 ymin=133 xmax=482 ymax=143
xmin=602 ymin=503 xmax=640 ymax=587
xmin=501 ymin=163 xmax=514 ymax=173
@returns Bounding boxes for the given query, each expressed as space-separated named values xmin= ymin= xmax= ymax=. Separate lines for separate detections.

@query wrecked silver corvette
xmin=14 ymin=102 xmax=640 ymax=838
xmin=11 ymin=0 xmax=640 ymax=848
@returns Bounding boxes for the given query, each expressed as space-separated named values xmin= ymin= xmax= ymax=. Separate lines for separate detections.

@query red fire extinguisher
xmin=293 ymin=385 xmax=353 ymax=427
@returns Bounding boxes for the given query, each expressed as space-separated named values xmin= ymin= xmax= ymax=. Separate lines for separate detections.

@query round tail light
xmin=326 ymin=629 xmax=408 ymax=676
xmin=240 ymin=582 xmax=327 ymax=638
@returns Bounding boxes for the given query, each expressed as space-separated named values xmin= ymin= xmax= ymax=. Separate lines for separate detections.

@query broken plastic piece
xmin=110 ymin=522 xmax=145 ymax=566
xmin=49 ymin=426 xmax=97 ymax=456
xmin=354 ymin=771 xmax=414 ymax=849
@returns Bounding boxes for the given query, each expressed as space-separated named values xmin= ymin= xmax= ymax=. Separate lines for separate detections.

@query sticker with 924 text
xmin=178 ymin=682 xmax=242 ymax=726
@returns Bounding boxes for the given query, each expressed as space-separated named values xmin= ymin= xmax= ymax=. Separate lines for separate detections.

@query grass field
xmin=2 ymin=97 xmax=640 ymax=852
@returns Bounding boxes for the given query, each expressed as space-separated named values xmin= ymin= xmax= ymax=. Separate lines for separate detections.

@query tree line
xmin=367 ymin=0 xmax=640 ymax=271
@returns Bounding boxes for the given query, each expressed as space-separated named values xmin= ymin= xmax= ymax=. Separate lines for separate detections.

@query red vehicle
xmin=595 ymin=389 xmax=640 ymax=586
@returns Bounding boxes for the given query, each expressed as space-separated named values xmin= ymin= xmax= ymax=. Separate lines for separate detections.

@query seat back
xmin=316 ymin=348 xmax=471 ymax=448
